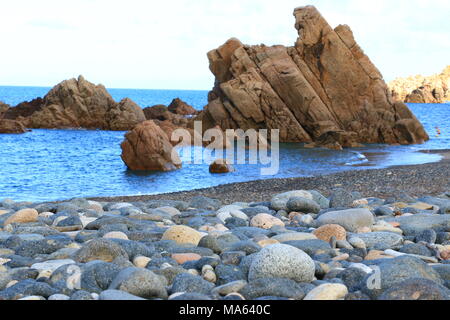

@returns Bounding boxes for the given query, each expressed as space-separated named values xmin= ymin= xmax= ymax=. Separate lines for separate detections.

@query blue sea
xmin=0 ymin=86 xmax=449 ymax=202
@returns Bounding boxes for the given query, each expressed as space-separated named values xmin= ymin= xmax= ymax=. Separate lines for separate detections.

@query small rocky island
xmin=389 ymin=66 xmax=450 ymax=104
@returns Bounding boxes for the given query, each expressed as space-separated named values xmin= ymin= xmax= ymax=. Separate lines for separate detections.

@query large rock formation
xmin=0 ymin=102 xmax=27 ymax=134
xmin=168 ymin=98 xmax=198 ymax=116
xmin=120 ymin=120 xmax=182 ymax=171
xmin=197 ymin=5 xmax=429 ymax=149
xmin=0 ymin=101 xmax=9 ymax=118
xmin=0 ymin=119 xmax=27 ymax=134
xmin=3 ymin=76 xmax=146 ymax=130
xmin=389 ymin=66 xmax=450 ymax=104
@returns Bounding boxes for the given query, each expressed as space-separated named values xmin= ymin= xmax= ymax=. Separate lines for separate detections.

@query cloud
xmin=0 ymin=0 xmax=448 ymax=89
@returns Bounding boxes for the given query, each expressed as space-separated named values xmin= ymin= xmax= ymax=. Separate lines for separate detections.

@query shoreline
xmin=89 ymin=149 xmax=450 ymax=204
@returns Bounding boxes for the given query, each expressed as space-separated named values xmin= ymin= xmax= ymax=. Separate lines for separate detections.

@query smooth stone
xmin=170 ymin=293 xmax=212 ymax=300
xmin=0 ymin=279 xmax=58 ymax=300
xmin=31 ymin=259 xmax=76 ymax=273
xmin=379 ymin=278 xmax=450 ymax=300
xmin=171 ymin=273 xmax=215 ymax=296
xmin=48 ymin=294 xmax=71 ymax=300
xmin=19 ymin=295 xmax=46 ymax=300
xmin=432 ymin=265 xmax=450 ymax=281
xmin=283 ymin=239 xmax=333 ymax=256
xmin=304 ymin=283 xmax=348 ymax=300
xmin=103 ymin=232 xmax=129 ymax=240
xmin=215 ymin=264 xmax=246 ymax=286
xmin=155 ymin=207 xmax=181 ymax=217
xmin=108 ymin=267 xmax=167 ymax=299
xmin=250 ymin=214 xmax=284 ymax=229
xmin=329 ymin=189 xmax=354 ymax=208
xmin=217 ymin=205 xmax=244 ymax=213
xmin=73 ymin=239 xmax=129 ymax=263
xmin=286 ymin=197 xmax=321 ymax=214
xmin=385 ymin=214 xmax=450 ymax=236
xmin=239 ymin=278 xmax=311 ymax=300
xmin=418 ymin=196 xmax=450 ymax=214
xmin=271 ymin=232 xmax=317 ymax=242
xmin=416 ymin=229 xmax=437 ymax=244
xmin=384 ymin=249 xmax=438 ymax=263
xmin=348 ymin=237 xmax=367 ymax=249
xmin=80 ymin=261 xmax=122 ymax=293
xmin=99 ymin=289 xmax=147 ymax=300
xmin=4 ymin=209 xmax=39 ymax=226
xmin=212 ymin=280 xmax=248 ymax=296
xmin=400 ymin=243 xmax=433 ymax=257
xmin=308 ymin=190 xmax=330 ymax=209
xmin=317 ymin=209 xmax=374 ymax=233
xmin=375 ymin=206 xmax=395 ymax=217
xmin=189 ymin=197 xmax=222 ymax=211
xmin=270 ymin=191 xmax=313 ymax=211
xmin=355 ymin=232 xmax=404 ymax=249
xmin=360 ymin=256 xmax=443 ymax=299
xmin=313 ymin=224 xmax=347 ymax=242
xmin=171 ymin=253 xmax=202 ymax=264
xmin=248 ymin=244 xmax=315 ymax=283
xmin=161 ymin=225 xmax=202 ymax=246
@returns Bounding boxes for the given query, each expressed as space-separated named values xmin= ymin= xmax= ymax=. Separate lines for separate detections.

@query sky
xmin=0 ymin=0 xmax=449 ymax=90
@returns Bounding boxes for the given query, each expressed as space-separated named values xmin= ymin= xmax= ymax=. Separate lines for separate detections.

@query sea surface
xmin=0 ymin=86 xmax=449 ymax=202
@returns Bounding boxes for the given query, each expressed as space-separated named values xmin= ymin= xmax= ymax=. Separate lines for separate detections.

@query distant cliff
xmin=389 ymin=66 xmax=450 ymax=104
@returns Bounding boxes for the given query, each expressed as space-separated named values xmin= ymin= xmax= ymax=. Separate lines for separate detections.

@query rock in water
xmin=120 ymin=120 xmax=182 ymax=171
xmin=389 ymin=66 xmax=450 ymax=104
xmin=197 ymin=5 xmax=429 ymax=149
xmin=248 ymin=244 xmax=315 ymax=283
xmin=209 ymin=159 xmax=235 ymax=174
xmin=168 ymin=98 xmax=197 ymax=116
xmin=3 ymin=76 xmax=146 ymax=130
xmin=0 ymin=119 xmax=27 ymax=134
xmin=0 ymin=101 xmax=9 ymax=117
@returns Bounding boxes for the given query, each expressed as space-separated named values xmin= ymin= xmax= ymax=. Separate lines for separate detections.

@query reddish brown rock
xmin=0 ymin=119 xmax=27 ymax=134
xmin=4 ymin=76 xmax=145 ymax=130
xmin=389 ymin=66 xmax=450 ymax=104
xmin=197 ymin=6 xmax=429 ymax=149
xmin=168 ymin=98 xmax=197 ymax=116
xmin=143 ymin=105 xmax=174 ymax=121
xmin=120 ymin=120 xmax=182 ymax=172
xmin=209 ymin=159 xmax=235 ymax=174
xmin=0 ymin=101 xmax=10 ymax=118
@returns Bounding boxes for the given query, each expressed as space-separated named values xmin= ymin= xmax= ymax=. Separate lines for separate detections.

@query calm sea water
xmin=0 ymin=86 xmax=448 ymax=202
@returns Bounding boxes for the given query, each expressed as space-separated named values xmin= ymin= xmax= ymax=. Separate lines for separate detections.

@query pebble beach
xmin=0 ymin=150 xmax=449 ymax=301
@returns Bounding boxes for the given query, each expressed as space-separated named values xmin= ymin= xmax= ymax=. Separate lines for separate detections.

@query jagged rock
xmin=0 ymin=101 xmax=10 ymax=118
xmin=4 ymin=76 xmax=145 ymax=130
xmin=0 ymin=119 xmax=27 ymax=134
xmin=2 ymin=98 xmax=44 ymax=121
xmin=389 ymin=66 xmax=450 ymax=104
xmin=120 ymin=120 xmax=182 ymax=171
xmin=143 ymin=105 xmax=174 ymax=121
xmin=168 ymin=98 xmax=197 ymax=116
xmin=197 ymin=5 xmax=429 ymax=149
